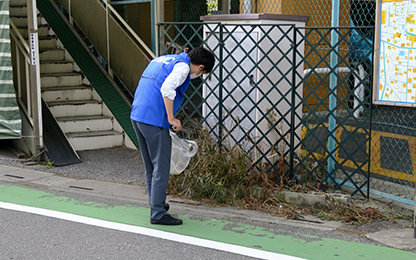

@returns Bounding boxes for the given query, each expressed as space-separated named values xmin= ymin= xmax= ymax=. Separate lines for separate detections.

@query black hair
xmin=188 ymin=46 xmax=215 ymax=73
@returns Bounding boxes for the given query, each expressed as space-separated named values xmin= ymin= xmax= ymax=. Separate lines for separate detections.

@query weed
xmin=46 ymin=161 xmax=54 ymax=169
xmin=168 ymin=125 xmax=398 ymax=224
xmin=38 ymin=161 xmax=54 ymax=169
xmin=169 ymin=128 xmax=253 ymax=203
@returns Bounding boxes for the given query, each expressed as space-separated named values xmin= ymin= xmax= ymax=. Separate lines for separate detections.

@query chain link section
xmin=151 ymin=1 xmax=414 ymax=204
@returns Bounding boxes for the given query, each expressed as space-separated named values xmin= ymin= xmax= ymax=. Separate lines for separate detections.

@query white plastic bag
xmin=170 ymin=131 xmax=198 ymax=175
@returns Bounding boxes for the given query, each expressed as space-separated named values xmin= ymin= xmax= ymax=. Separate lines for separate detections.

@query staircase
xmin=10 ymin=0 xmax=125 ymax=151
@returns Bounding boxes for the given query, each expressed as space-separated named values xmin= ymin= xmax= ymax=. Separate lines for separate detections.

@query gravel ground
xmin=0 ymin=140 xmax=146 ymax=187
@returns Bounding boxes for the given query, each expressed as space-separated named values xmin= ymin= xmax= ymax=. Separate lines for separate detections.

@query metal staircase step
xmin=66 ymin=130 xmax=124 ymax=151
xmin=47 ymin=100 xmax=102 ymax=117
xmin=56 ymin=115 xmax=113 ymax=133
xmin=41 ymin=60 xmax=74 ymax=74
xmin=41 ymin=72 xmax=83 ymax=87
xmin=41 ymin=85 xmax=93 ymax=102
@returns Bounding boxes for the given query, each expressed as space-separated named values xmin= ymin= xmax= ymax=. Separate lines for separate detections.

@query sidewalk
xmin=1 ymin=162 xmax=415 ymax=253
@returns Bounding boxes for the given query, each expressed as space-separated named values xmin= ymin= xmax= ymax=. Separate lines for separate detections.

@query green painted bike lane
xmin=0 ymin=183 xmax=415 ymax=260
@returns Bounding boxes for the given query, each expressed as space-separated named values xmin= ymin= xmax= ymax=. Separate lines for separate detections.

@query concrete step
xmin=17 ymin=26 xmax=50 ymax=38
xmin=47 ymin=100 xmax=102 ymax=117
xmin=17 ymin=36 xmax=57 ymax=49
xmin=41 ymin=72 xmax=83 ymax=88
xmin=9 ymin=6 xmax=28 ymax=17
xmin=10 ymin=0 xmax=27 ymax=7
xmin=40 ymin=60 xmax=74 ymax=74
xmin=37 ymin=37 xmax=58 ymax=49
xmin=41 ymin=85 xmax=93 ymax=102
xmin=56 ymin=115 xmax=114 ymax=133
xmin=66 ymin=130 xmax=124 ymax=151
xmin=39 ymin=48 xmax=65 ymax=61
xmin=10 ymin=17 xmax=42 ymax=27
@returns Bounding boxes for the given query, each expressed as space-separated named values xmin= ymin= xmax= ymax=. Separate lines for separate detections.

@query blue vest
xmin=130 ymin=52 xmax=191 ymax=129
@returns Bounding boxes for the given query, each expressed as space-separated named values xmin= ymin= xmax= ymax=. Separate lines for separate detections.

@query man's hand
xmin=169 ymin=117 xmax=182 ymax=131
xmin=164 ymin=97 xmax=181 ymax=131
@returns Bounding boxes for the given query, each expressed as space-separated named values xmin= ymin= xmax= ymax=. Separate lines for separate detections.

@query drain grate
xmin=4 ymin=174 xmax=24 ymax=179
xmin=68 ymin=185 xmax=94 ymax=191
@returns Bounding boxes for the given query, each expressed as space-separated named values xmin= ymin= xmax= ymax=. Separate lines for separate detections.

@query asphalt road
xmin=0 ymin=141 xmax=415 ymax=259
xmin=0 ymin=177 xmax=415 ymax=260
xmin=0 ymin=207 xmax=257 ymax=260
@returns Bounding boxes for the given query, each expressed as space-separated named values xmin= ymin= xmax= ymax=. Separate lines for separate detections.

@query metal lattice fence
xmin=157 ymin=22 xmax=387 ymax=200
xmin=106 ymin=0 xmax=416 ymax=204
xmin=156 ymin=0 xmax=415 ymax=205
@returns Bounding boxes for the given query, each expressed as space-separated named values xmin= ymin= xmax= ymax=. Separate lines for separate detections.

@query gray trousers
xmin=132 ymin=120 xmax=172 ymax=221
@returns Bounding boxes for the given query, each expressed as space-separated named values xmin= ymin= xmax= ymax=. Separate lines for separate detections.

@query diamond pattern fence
xmin=108 ymin=0 xmax=414 ymax=205
xmin=156 ymin=22 xmax=415 ymax=203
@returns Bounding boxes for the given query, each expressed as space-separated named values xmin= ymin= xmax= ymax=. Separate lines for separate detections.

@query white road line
xmin=0 ymin=201 xmax=307 ymax=260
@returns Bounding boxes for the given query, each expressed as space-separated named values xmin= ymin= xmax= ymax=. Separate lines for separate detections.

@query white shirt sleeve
xmin=160 ymin=62 xmax=190 ymax=100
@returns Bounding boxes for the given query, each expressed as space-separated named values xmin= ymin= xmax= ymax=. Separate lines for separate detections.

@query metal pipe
xmin=327 ymin=0 xmax=340 ymax=183
xmin=244 ymin=0 xmax=252 ymax=14
xmin=151 ymin=0 xmax=156 ymax=54
xmin=27 ymin=0 xmax=43 ymax=160
xmin=304 ymin=67 xmax=365 ymax=119
xmin=105 ymin=0 xmax=113 ymax=78
xmin=14 ymin=40 xmax=21 ymax=101
xmin=154 ymin=0 xmax=164 ymax=57
xmin=303 ymin=67 xmax=350 ymax=75
xmin=68 ymin=0 xmax=73 ymax=26
xmin=353 ymin=65 xmax=365 ymax=118
xmin=10 ymin=20 xmax=30 ymax=53
xmin=25 ymin=62 xmax=30 ymax=119
xmin=110 ymin=0 xmax=149 ymax=5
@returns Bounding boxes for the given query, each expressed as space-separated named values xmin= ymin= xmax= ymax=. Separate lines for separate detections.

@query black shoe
xmin=150 ymin=213 xmax=183 ymax=225
xmin=164 ymin=203 xmax=170 ymax=212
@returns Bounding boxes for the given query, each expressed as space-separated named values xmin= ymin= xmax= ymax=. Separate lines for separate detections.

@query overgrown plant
xmin=169 ymin=128 xmax=255 ymax=204
xmin=168 ymin=125 xmax=399 ymax=224
xmin=169 ymin=125 xmax=307 ymax=205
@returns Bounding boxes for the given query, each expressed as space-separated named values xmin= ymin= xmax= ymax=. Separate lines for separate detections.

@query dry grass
xmin=168 ymin=128 xmax=403 ymax=224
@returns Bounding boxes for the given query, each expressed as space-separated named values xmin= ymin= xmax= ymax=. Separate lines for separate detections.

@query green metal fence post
xmin=367 ymin=74 xmax=373 ymax=199
xmin=289 ymin=26 xmax=297 ymax=177
xmin=218 ymin=22 xmax=224 ymax=147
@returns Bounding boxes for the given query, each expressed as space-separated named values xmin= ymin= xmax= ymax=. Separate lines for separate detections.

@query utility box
xmin=200 ymin=14 xmax=308 ymax=161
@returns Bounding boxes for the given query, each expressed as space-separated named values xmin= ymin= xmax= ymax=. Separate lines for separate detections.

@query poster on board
xmin=373 ymin=0 xmax=416 ymax=106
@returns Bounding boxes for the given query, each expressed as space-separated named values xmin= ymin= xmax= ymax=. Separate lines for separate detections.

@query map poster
xmin=374 ymin=0 xmax=416 ymax=106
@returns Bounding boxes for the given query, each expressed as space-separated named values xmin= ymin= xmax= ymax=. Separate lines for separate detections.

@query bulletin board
xmin=373 ymin=0 xmax=416 ymax=106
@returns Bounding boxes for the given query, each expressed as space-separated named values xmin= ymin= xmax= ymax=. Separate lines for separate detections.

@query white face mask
xmin=190 ymin=67 xmax=202 ymax=80
xmin=190 ymin=73 xmax=199 ymax=80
